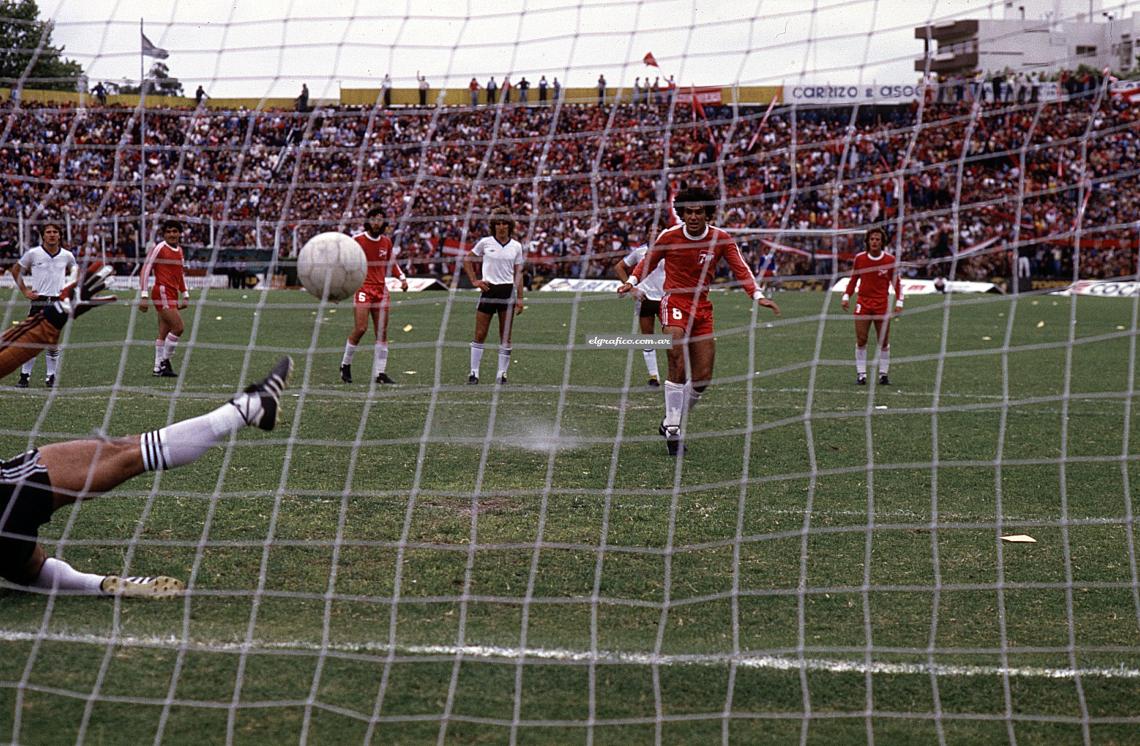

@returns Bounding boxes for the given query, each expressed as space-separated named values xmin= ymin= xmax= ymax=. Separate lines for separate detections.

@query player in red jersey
xmin=139 ymin=219 xmax=189 ymax=378
xmin=618 ymin=187 xmax=780 ymax=456
xmin=841 ymin=227 xmax=903 ymax=385
xmin=340 ymin=207 xmax=407 ymax=384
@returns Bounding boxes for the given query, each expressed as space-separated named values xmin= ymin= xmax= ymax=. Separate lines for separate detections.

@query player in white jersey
xmin=11 ymin=224 xmax=77 ymax=388
xmin=463 ymin=207 xmax=525 ymax=384
xmin=613 ymin=238 xmax=666 ymax=387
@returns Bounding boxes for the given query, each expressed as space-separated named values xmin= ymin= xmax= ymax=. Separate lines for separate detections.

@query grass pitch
xmin=2 ymin=285 xmax=1139 ymax=744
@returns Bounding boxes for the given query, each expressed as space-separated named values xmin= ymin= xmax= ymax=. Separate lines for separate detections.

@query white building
xmin=914 ymin=0 xmax=1139 ymax=76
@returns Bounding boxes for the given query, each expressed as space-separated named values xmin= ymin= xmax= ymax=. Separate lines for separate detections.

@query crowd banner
xmin=539 ymin=278 xmax=622 ymax=292
xmin=674 ymin=86 xmax=723 ymax=105
xmin=386 ymin=277 xmax=446 ymax=292
xmin=783 ymin=82 xmax=923 ymax=105
xmin=1051 ymin=280 xmax=1140 ymax=298
xmin=830 ymin=278 xmax=1001 ymax=295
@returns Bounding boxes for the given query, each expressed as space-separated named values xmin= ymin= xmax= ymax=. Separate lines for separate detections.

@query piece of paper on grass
xmin=1001 ymin=534 xmax=1037 ymax=543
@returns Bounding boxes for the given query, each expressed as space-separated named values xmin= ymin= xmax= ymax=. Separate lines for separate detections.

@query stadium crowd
xmin=0 ymin=88 xmax=1136 ymax=285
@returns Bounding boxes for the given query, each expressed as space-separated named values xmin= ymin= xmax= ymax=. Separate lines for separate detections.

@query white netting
xmin=3 ymin=1 xmax=1140 ymax=744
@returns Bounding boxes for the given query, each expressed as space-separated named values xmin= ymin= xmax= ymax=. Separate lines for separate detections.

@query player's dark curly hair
xmin=489 ymin=206 xmax=514 ymax=236
xmin=673 ymin=186 xmax=717 ymax=219
xmin=365 ymin=206 xmax=389 ymax=233
xmin=865 ymin=226 xmax=888 ymax=249
xmin=161 ymin=219 xmax=183 ymax=232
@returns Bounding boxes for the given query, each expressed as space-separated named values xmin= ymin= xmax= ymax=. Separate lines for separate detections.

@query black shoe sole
xmin=248 ymin=356 xmax=294 ymax=431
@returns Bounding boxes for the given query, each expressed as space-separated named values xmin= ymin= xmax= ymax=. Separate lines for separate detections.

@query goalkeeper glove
xmin=43 ymin=262 xmax=117 ymax=329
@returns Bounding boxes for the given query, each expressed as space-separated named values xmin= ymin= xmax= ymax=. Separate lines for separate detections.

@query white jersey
xmin=623 ymin=244 xmax=665 ymax=301
xmin=471 ymin=236 xmax=525 ymax=285
xmin=18 ymin=245 xmax=77 ymax=296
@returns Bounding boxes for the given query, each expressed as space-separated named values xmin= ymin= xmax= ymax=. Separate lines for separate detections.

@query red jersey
xmin=353 ymin=232 xmax=405 ymax=293
xmin=635 ymin=224 xmax=759 ymax=300
xmin=140 ymin=241 xmax=186 ymax=293
xmin=846 ymin=250 xmax=901 ymax=308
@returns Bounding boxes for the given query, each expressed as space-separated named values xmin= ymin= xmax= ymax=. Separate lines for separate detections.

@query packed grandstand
xmin=1 ymin=87 xmax=1135 ymax=287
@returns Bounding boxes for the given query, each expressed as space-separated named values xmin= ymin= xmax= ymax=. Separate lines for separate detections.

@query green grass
xmin=2 ymin=286 xmax=1139 ymax=744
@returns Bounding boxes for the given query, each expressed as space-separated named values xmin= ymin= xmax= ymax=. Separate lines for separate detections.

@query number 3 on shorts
xmin=671 ymin=307 xmax=683 ymax=321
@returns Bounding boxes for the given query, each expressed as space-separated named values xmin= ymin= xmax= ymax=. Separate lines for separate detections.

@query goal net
xmin=3 ymin=0 xmax=1139 ymax=743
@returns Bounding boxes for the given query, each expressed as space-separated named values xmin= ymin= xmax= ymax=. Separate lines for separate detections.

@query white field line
xmin=0 ymin=630 xmax=1137 ymax=681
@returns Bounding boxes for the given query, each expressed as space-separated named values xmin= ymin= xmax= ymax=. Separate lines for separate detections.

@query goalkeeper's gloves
xmin=43 ymin=262 xmax=117 ymax=329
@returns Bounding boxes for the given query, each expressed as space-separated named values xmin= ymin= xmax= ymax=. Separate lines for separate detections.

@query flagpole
xmin=140 ymin=18 xmax=146 ymax=253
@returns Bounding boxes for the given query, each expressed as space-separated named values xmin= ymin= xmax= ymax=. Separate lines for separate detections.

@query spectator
xmin=91 ymin=82 xmax=107 ymax=106
xmin=469 ymin=77 xmax=480 ymax=108
xmin=552 ymin=76 xmax=561 ymax=100
xmin=195 ymin=85 xmax=207 ymax=107
xmin=503 ymin=76 xmax=512 ymax=104
xmin=296 ymin=83 xmax=309 ymax=112
xmin=597 ymin=74 xmax=606 ymax=104
xmin=2 ymin=89 xmax=1135 ymax=285
xmin=382 ymin=73 xmax=392 ymax=108
xmin=417 ymin=73 xmax=428 ymax=106
xmin=486 ymin=76 xmax=497 ymax=104
xmin=538 ymin=75 xmax=548 ymax=103
xmin=518 ymin=77 xmax=530 ymax=105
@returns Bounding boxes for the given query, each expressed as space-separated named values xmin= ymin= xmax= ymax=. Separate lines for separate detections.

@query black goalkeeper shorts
xmin=0 ymin=450 xmax=54 ymax=584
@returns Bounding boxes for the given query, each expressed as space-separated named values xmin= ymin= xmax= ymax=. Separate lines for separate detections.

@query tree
xmin=117 ymin=62 xmax=184 ymax=97
xmin=0 ymin=0 xmax=85 ymax=92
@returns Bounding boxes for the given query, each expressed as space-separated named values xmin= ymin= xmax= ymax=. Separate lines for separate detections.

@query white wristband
xmin=895 ymin=299 xmax=904 ymax=308
xmin=752 ymin=290 xmax=763 ymax=301
xmin=626 ymin=275 xmax=639 ymax=287
xmin=841 ymin=294 xmax=850 ymax=303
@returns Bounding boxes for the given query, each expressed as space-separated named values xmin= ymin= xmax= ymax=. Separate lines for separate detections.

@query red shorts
xmin=354 ymin=287 xmax=390 ymax=310
xmin=853 ymin=300 xmax=888 ymax=317
xmin=660 ymin=294 xmax=714 ymax=338
xmin=151 ymin=285 xmax=182 ymax=310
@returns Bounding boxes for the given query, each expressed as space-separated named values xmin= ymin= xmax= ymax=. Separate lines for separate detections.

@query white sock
xmin=341 ymin=341 xmax=357 ymax=367
xmin=163 ymin=332 xmax=180 ymax=362
xmin=374 ymin=342 xmax=389 ymax=374
xmin=470 ymin=342 xmax=484 ymax=377
xmin=855 ymin=346 xmax=867 ymax=375
xmin=497 ymin=346 xmax=512 ymax=379
xmin=29 ymin=557 xmax=104 ymax=595
xmin=663 ymin=380 xmax=685 ymax=427
xmin=684 ymin=382 xmax=703 ymax=413
xmin=140 ymin=402 xmax=248 ymax=471
xmin=21 ymin=357 xmax=34 ymax=376
xmin=879 ymin=345 xmax=890 ymax=375
xmin=642 ymin=349 xmax=659 ymax=379
xmin=154 ymin=339 xmax=164 ymax=370
xmin=45 ymin=348 xmax=59 ymax=377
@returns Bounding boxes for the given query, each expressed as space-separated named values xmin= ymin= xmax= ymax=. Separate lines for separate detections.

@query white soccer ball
xmin=297 ymin=232 xmax=366 ymax=302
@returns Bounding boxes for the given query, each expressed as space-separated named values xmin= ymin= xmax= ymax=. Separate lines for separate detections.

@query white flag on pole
xmin=141 ymin=32 xmax=169 ymax=59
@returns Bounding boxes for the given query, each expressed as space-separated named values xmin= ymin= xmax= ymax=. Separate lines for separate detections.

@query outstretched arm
xmin=0 ymin=263 xmax=114 ymax=380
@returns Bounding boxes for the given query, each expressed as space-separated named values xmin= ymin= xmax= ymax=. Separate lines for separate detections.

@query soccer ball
xmin=297 ymin=232 xmax=366 ymax=302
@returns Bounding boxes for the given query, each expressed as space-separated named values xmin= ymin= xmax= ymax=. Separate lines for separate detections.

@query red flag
xmin=746 ymin=97 xmax=778 ymax=151
xmin=643 ymin=52 xmax=659 ymax=68
xmin=691 ymin=86 xmax=706 ymax=121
